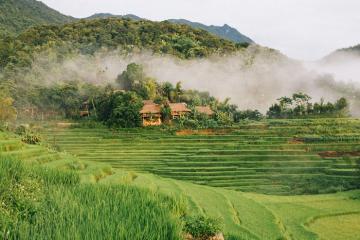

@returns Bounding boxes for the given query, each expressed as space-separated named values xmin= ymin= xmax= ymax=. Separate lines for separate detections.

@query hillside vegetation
xmin=87 ymin=14 xmax=254 ymax=44
xmin=0 ymin=18 xmax=246 ymax=106
xmin=168 ymin=19 xmax=253 ymax=44
xmin=0 ymin=0 xmax=73 ymax=35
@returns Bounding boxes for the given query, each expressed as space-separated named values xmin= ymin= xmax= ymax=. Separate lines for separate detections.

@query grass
xmin=0 ymin=156 xmax=185 ymax=240
xmin=1 ymin=118 xmax=360 ymax=239
xmin=307 ymin=213 xmax=360 ymax=240
xmin=41 ymin=118 xmax=360 ymax=195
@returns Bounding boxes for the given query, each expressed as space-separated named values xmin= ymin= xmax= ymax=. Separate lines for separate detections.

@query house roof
xmin=140 ymin=103 xmax=161 ymax=114
xmin=143 ymin=100 xmax=155 ymax=105
xmin=169 ymin=103 xmax=191 ymax=113
xmin=195 ymin=106 xmax=214 ymax=115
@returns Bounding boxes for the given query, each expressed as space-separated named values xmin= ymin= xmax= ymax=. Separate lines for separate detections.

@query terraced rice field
xmin=42 ymin=118 xmax=360 ymax=195
xmin=1 ymin=127 xmax=360 ymax=240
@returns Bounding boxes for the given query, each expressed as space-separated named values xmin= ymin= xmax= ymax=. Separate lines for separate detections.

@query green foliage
xmin=21 ymin=131 xmax=41 ymax=145
xmin=97 ymin=91 xmax=143 ymax=128
xmin=0 ymin=18 xmax=244 ymax=111
xmin=0 ymin=156 xmax=184 ymax=239
xmin=117 ymin=63 xmax=158 ymax=99
xmin=161 ymin=104 xmax=172 ymax=123
xmin=267 ymin=93 xmax=350 ymax=118
xmin=233 ymin=110 xmax=263 ymax=122
xmin=0 ymin=97 xmax=17 ymax=124
xmin=15 ymin=125 xmax=42 ymax=145
xmin=183 ymin=215 xmax=223 ymax=239
xmin=215 ymin=111 xmax=233 ymax=126
xmin=168 ymin=19 xmax=254 ymax=44
xmin=0 ymin=0 xmax=73 ymax=35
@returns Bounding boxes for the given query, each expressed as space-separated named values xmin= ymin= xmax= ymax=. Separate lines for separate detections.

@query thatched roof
xmin=195 ymin=106 xmax=214 ymax=116
xmin=143 ymin=100 xmax=155 ymax=105
xmin=169 ymin=103 xmax=191 ymax=113
xmin=140 ymin=102 xmax=161 ymax=114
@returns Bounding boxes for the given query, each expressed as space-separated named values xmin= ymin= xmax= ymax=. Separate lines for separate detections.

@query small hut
xmin=140 ymin=100 xmax=162 ymax=126
xmin=195 ymin=106 xmax=214 ymax=117
xmin=169 ymin=103 xmax=191 ymax=119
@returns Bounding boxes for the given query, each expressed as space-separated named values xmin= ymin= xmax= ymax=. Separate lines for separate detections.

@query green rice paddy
xmin=42 ymin=118 xmax=360 ymax=195
xmin=1 ymin=118 xmax=360 ymax=239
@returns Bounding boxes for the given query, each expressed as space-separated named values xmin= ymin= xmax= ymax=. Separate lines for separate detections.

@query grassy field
xmin=42 ymin=118 xmax=360 ymax=195
xmin=1 ymin=118 xmax=360 ymax=239
xmin=0 ymin=134 xmax=184 ymax=239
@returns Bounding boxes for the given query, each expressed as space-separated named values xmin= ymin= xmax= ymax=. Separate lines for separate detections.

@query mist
xmin=26 ymin=46 xmax=360 ymax=115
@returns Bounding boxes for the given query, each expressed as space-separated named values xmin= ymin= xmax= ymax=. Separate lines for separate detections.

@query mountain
xmin=87 ymin=13 xmax=254 ymax=44
xmin=168 ymin=19 xmax=254 ymax=44
xmin=0 ymin=0 xmax=74 ymax=35
xmin=320 ymin=44 xmax=360 ymax=63
xmin=87 ymin=13 xmax=142 ymax=21
xmin=0 ymin=18 xmax=243 ymax=71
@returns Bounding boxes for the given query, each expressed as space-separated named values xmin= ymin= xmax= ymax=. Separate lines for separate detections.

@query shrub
xmin=21 ymin=132 xmax=41 ymax=145
xmin=183 ymin=215 xmax=223 ymax=240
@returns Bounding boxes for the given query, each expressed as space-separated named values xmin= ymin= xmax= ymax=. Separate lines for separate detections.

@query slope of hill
xmin=168 ymin=19 xmax=254 ymax=44
xmin=322 ymin=44 xmax=360 ymax=63
xmin=87 ymin=13 xmax=254 ymax=44
xmin=0 ymin=0 xmax=74 ymax=35
xmin=1 ymin=18 xmax=242 ymax=70
xmin=335 ymin=44 xmax=360 ymax=55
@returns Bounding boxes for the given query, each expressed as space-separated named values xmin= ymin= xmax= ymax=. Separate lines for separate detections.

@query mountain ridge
xmin=87 ymin=13 xmax=254 ymax=44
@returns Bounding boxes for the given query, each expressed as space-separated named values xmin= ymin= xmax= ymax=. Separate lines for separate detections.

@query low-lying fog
xmin=28 ymin=46 xmax=360 ymax=115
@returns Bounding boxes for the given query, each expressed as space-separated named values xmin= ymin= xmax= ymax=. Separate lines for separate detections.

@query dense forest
xmin=0 ymin=18 xmax=245 ymax=102
xmin=0 ymin=0 xmax=73 ymax=35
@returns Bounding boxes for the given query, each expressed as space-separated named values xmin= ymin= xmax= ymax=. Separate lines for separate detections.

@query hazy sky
xmin=40 ymin=0 xmax=360 ymax=61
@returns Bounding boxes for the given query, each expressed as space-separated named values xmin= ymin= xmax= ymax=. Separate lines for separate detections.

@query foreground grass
xmin=0 ymin=157 xmax=184 ymax=240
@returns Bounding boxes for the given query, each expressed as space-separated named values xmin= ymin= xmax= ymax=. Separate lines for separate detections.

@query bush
xmin=183 ymin=215 xmax=223 ymax=240
xmin=21 ymin=132 xmax=41 ymax=145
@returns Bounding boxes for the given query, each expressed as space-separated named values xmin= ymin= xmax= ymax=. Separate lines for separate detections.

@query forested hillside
xmin=168 ymin=19 xmax=254 ymax=44
xmin=322 ymin=44 xmax=360 ymax=62
xmin=0 ymin=0 xmax=73 ymax=35
xmin=87 ymin=13 xmax=254 ymax=44
xmin=336 ymin=44 xmax=360 ymax=55
xmin=0 ymin=18 xmax=246 ymax=106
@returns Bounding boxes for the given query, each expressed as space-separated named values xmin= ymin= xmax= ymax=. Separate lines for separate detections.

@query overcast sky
xmin=40 ymin=0 xmax=360 ymax=61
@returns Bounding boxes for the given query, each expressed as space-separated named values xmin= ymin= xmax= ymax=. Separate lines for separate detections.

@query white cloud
xmin=41 ymin=0 xmax=360 ymax=60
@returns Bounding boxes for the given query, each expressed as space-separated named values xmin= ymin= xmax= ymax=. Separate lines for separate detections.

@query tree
xmin=292 ymin=92 xmax=311 ymax=115
xmin=52 ymin=82 xmax=82 ymax=118
xmin=97 ymin=91 xmax=143 ymax=128
xmin=161 ymin=102 xmax=172 ymax=124
xmin=161 ymin=82 xmax=174 ymax=101
xmin=116 ymin=63 xmax=145 ymax=91
xmin=0 ymin=97 xmax=17 ymax=123
xmin=174 ymin=82 xmax=184 ymax=102
xmin=335 ymin=97 xmax=349 ymax=117
xmin=267 ymin=104 xmax=282 ymax=118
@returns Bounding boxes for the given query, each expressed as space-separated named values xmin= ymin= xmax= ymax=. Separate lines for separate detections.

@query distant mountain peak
xmin=168 ymin=19 xmax=253 ymax=44
xmin=87 ymin=13 xmax=254 ymax=44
